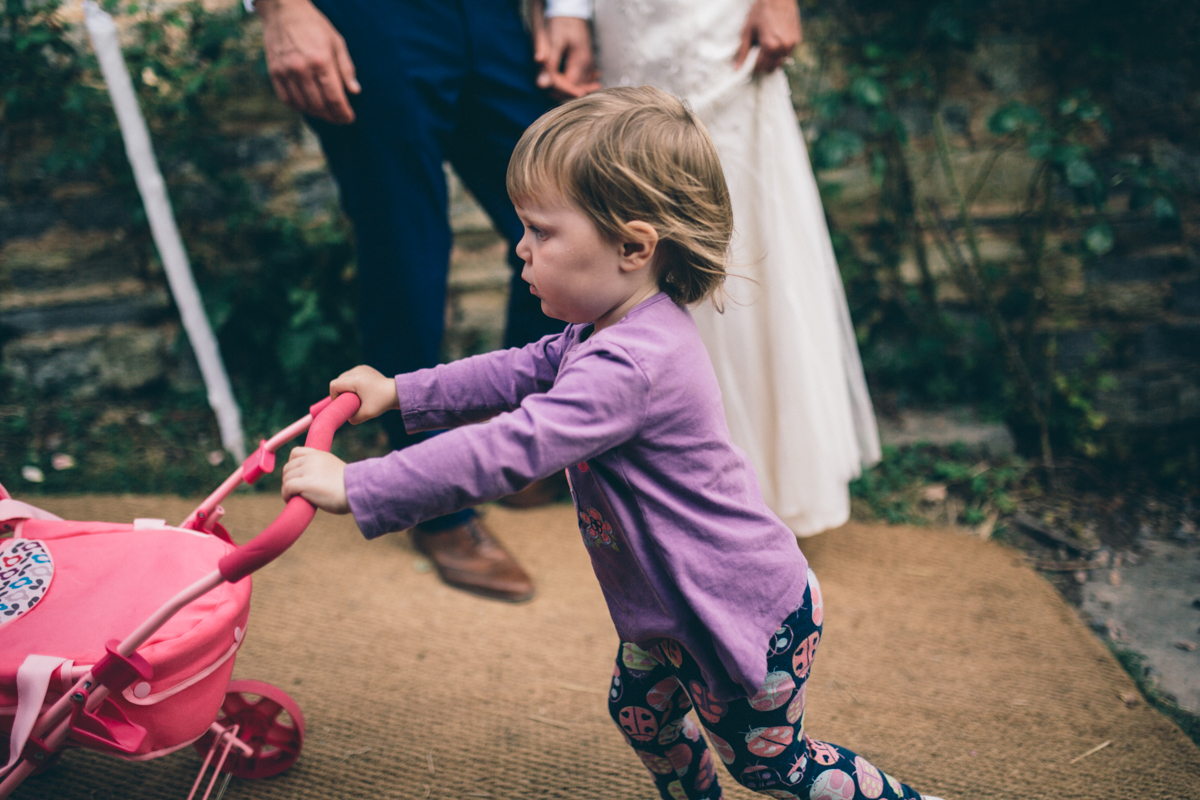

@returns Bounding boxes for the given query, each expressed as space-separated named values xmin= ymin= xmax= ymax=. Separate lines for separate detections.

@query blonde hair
xmin=507 ymin=86 xmax=732 ymax=306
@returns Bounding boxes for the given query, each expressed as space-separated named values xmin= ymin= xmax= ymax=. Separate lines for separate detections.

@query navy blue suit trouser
xmin=307 ymin=0 xmax=563 ymax=528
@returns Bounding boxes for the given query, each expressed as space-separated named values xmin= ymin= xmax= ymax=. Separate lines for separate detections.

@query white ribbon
xmin=83 ymin=2 xmax=246 ymax=461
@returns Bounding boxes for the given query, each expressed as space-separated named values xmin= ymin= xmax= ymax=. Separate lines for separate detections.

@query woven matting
xmin=11 ymin=494 xmax=1200 ymax=800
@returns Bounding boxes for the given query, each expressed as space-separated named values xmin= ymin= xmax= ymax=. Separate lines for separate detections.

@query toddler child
xmin=282 ymin=86 xmax=940 ymax=800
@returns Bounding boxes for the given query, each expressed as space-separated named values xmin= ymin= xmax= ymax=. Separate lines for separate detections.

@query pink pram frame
xmin=0 ymin=393 xmax=360 ymax=800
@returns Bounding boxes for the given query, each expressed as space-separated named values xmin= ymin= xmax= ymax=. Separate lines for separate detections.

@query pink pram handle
xmin=217 ymin=393 xmax=361 ymax=583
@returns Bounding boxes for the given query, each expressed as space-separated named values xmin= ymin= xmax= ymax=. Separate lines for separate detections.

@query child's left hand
xmin=281 ymin=447 xmax=350 ymax=514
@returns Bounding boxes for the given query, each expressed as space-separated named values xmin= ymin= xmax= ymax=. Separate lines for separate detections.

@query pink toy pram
xmin=0 ymin=393 xmax=360 ymax=800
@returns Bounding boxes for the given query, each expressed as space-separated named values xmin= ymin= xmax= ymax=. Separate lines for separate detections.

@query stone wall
xmin=789 ymin=19 xmax=1200 ymax=438
xmin=2 ymin=8 xmax=1197 ymax=442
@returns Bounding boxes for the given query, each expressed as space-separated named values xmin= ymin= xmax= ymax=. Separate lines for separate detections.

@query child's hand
xmin=330 ymin=365 xmax=399 ymax=424
xmin=281 ymin=447 xmax=350 ymax=514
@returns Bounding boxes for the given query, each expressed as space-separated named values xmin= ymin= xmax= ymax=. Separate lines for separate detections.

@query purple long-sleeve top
xmin=345 ymin=293 xmax=808 ymax=700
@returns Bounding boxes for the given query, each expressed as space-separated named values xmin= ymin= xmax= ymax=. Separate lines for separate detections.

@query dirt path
xmin=11 ymin=495 xmax=1200 ymax=800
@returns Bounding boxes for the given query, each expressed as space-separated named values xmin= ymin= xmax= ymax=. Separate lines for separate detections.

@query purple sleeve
xmin=394 ymin=331 xmax=571 ymax=432
xmin=345 ymin=341 xmax=650 ymax=538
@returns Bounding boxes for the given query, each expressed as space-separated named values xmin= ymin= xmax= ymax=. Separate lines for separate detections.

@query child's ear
xmin=619 ymin=221 xmax=659 ymax=273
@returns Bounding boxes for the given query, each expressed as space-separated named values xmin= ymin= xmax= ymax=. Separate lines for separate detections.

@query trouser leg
xmin=450 ymin=0 xmax=564 ymax=350
xmin=609 ymin=642 xmax=723 ymax=800
xmin=690 ymin=572 xmax=923 ymax=799
xmin=307 ymin=0 xmax=473 ymax=528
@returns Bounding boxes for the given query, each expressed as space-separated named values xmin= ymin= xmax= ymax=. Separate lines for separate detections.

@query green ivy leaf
xmin=988 ymin=106 xmax=1020 ymax=135
xmin=851 ymin=75 xmax=886 ymax=107
xmin=1065 ymin=159 xmax=1098 ymax=188
xmin=1152 ymin=196 xmax=1179 ymax=224
xmin=812 ymin=129 xmax=864 ymax=170
xmin=1083 ymin=223 xmax=1114 ymax=255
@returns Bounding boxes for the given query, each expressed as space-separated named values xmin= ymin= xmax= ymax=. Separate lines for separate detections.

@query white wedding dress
xmin=593 ymin=0 xmax=881 ymax=535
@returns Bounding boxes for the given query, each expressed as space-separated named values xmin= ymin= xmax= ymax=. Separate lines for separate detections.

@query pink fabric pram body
xmin=1 ymin=517 xmax=252 ymax=759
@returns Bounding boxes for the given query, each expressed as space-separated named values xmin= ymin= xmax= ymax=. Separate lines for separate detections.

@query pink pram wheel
xmin=193 ymin=680 xmax=304 ymax=779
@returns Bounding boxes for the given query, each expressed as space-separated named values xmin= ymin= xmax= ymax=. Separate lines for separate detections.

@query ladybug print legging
xmin=608 ymin=570 xmax=922 ymax=800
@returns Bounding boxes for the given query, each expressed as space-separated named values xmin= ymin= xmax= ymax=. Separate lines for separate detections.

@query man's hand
xmin=330 ymin=365 xmax=399 ymax=424
xmin=532 ymin=9 xmax=600 ymax=100
xmin=282 ymin=447 xmax=350 ymax=513
xmin=258 ymin=0 xmax=360 ymax=124
xmin=735 ymin=0 xmax=801 ymax=75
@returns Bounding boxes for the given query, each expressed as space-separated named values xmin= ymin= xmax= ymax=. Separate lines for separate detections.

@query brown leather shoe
xmin=410 ymin=518 xmax=536 ymax=602
xmin=496 ymin=471 xmax=570 ymax=509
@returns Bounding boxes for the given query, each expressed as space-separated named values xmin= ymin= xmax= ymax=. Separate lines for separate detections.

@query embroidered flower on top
xmin=578 ymin=507 xmax=620 ymax=551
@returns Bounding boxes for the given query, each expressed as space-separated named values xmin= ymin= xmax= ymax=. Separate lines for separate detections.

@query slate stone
xmin=1054 ymin=329 xmax=1103 ymax=372
xmin=1113 ymin=66 xmax=1189 ymax=115
xmin=1086 ymin=255 xmax=1187 ymax=284
xmin=1172 ymin=279 xmax=1200 ymax=316
xmin=294 ymin=170 xmax=339 ymax=217
xmin=61 ymin=195 xmax=129 ymax=231
xmin=0 ymin=296 xmax=169 ymax=334
xmin=0 ymin=200 xmax=59 ymax=242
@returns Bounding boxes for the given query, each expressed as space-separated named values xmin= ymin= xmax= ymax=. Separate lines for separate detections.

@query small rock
xmin=50 ymin=453 xmax=75 ymax=471
xmin=1109 ymin=570 xmax=1122 ymax=586
xmin=1119 ymin=691 xmax=1140 ymax=706
xmin=920 ymin=484 xmax=947 ymax=503
xmin=21 ymin=465 xmax=44 ymax=483
xmin=1174 ymin=640 xmax=1197 ymax=652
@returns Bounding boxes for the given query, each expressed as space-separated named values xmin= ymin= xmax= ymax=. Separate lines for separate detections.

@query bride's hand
xmin=532 ymin=5 xmax=601 ymax=99
xmin=735 ymin=0 xmax=802 ymax=75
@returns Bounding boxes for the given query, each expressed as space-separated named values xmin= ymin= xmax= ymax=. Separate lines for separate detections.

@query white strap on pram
xmin=1 ymin=655 xmax=72 ymax=775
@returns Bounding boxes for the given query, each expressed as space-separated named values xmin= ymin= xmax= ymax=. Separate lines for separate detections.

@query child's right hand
xmin=330 ymin=365 xmax=400 ymax=424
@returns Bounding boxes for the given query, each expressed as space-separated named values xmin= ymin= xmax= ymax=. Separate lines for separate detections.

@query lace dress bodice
xmin=593 ymin=0 xmax=752 ymax=102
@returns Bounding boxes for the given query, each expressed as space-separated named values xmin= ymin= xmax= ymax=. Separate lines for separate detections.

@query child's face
xmin=515 ymin=196 xmax=658 ymax=331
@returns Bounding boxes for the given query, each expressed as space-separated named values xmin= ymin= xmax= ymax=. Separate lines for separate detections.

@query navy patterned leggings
xmin=608 ymin=570 xmax=921 ymax=800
